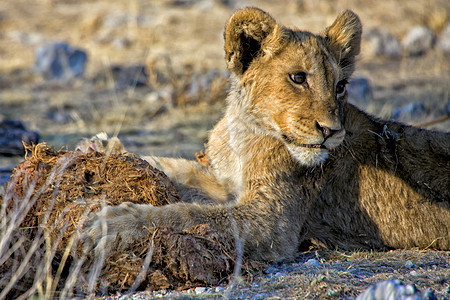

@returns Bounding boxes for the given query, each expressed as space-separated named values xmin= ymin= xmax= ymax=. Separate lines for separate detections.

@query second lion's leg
xmin=142 ymin=156 xmax=231 ymax=204
xmin=76 ymin=133 xmax=229 ymax=204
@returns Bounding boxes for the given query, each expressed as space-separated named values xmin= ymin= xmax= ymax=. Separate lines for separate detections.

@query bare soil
xmin=0 ymin=0 xmax=449 ymax=299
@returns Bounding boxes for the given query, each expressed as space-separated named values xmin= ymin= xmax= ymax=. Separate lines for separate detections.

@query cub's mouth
xmin=281 ymin=134 xmax=326 ymax=149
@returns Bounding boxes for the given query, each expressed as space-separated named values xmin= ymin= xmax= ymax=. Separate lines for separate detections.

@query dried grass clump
xmin=0 ymin=143 xmax=237 ymax=298
xmin=5 ymin=143 xmax=181 ymax=252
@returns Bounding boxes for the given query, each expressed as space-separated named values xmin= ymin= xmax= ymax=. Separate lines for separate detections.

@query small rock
xmin=263 ymin=266 xmax=277 ymax=274
xmin=47 ymin=110 xmax=73 ymax=124
xmin=274 ymin=272 xmax=286 ymax=278
xmin=194 ymin=287 xmax=207 ymax=295
xmin=437 ymin=23 xmax=450 ymax=53
xmin=347 ymin=77 xmax=372 ymax=103
xmin=402 ymin=26 xmax=435 ymax=56
xmin=0 ymin=168 xmax=13 ymax=186
xmin=215 ymin=286 xmax=224 ymax=292
xmin=304 ymin=258 xmax=320 ymax=268
xmin=392 ymin=102 xmax=425 ymax=119
xmin=357 ymin=279 xmax=437 ymax=300
xmin=0 ymin=119 xmax=40 ymax=156
xmin=35 ymin=42 xmax=87 ymax=80
xmin=185 ymin=69 xmax=228 ymax=98
xmin=364 ymin=29 xmax=401 ymax=58
xmin=110 ymin=65 xmax=148 ymax=89
xmin=404 ymin=260 xmax=415 ymax=268
xmin=410 ymin=270 xmax=419 ymax=276
xmin=434 ymin=276 xmax=444 ymax=284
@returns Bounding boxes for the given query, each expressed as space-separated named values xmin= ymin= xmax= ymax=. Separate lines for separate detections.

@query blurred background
xmin=0 ymin=0 xmax=449 ymax=172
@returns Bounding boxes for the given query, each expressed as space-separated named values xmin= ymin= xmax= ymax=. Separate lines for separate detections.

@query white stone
xmin=402 ymin=26 xmax=435 ymax=56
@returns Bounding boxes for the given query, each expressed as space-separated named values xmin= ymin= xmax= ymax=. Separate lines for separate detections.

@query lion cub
xmin=82 ymin=8 xmax=449 ymax=260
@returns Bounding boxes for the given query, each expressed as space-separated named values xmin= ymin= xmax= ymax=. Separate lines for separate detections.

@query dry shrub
xmin=0 ymin=143 xmax=236 ymax=297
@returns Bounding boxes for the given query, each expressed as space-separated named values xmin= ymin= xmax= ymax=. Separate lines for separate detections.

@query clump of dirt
xmin=98 ymin=224 xmax=235 ymax=292
xmin=0 ymin=144 xmax=236 ymax=297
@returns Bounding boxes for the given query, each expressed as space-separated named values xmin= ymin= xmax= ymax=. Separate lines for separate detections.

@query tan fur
xmin=82 ymin=8 xmax=449 ymax=261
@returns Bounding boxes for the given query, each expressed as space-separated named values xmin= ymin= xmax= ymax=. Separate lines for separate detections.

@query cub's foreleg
xmin=83 ymin=191 xmax=301 ymax=261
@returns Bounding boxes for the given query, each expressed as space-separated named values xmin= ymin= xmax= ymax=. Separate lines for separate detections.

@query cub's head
xmin=224 ymin=7 xmax=361 ymax=166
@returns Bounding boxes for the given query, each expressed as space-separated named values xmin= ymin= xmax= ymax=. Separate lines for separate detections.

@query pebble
xmin=404 ymin=260 xmax=415 ymax=268
xmin=437 ymin=23 xmax=450 ymax=53
xmin=364 ymin=29 xmax=401 ymax=58
xmin=46 ymin=110 xmax=73 ymax=124
xmin=194 ymin=287 xmax=207 ymax=294
xmin=0 ymin=119 xmax=40 ymax=156
xmin=356 ymin=279 xmax=436 ymax=300
xmin=35 ymin=42 xmax=87 ymax=80
xmin=304 ymin=258 xmax=321 ymax=268
xmin=110 ymin=65 xmax=148 ymax=89
xmin=274 ymin=272 xmax=286 ymax=278
xmin=263 ymin=266 xmax=277 ymax=274
xmin=185 ymin=69 xmax=228 ymax=98
xmin=402 ymin=26 xmax=435 ymax=56
xmin=254 ymin=293 xmax=268 ymax=299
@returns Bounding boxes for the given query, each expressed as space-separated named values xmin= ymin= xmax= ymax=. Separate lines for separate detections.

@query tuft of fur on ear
xmin=323 ymin=10 xmax=362 ymax=79
xmin=224 ymin=7 xmax=282 ymax=76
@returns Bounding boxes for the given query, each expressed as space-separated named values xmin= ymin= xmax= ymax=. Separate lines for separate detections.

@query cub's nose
xmin=315 ymin=121 xmax=341 ymax=139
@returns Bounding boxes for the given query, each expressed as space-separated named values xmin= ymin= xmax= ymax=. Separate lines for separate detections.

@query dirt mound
xmin=0 ymin=144 xmax=236 ymax=298
xmin=99 ymin=224 xmax=235 ymax=292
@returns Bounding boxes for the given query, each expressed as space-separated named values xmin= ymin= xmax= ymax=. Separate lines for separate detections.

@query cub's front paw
xmin=76 ymin=132 xmax=126 ymax=155
xmin=81 ymin=202 xmax=154 ymax=256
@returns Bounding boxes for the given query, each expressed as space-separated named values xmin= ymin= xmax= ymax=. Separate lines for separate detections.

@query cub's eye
xmin=289 ymin=72 xmax=307 ymax=85
xmin=336 ymin=80 xmax=348 ymax=96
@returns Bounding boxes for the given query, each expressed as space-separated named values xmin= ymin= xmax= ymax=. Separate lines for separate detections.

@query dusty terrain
xmin=0 ymin=0 xmax=449 ymax=298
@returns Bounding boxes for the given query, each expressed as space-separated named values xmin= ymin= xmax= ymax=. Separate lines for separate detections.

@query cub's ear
xmin=323 ymin=10 xmax=362 ymax=78
xmin=224 ymin=7 xmax=282 ymax=76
